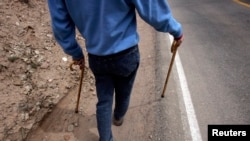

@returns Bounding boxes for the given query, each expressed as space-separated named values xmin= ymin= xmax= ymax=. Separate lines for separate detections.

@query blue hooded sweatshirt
xmin=48 ymin=0 xmax=182 ymax=60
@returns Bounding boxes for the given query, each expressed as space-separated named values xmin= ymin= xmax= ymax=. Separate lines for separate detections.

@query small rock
xmin=24 ymin=123 xmax=33 ymax=130
xmin=149 ymin=135 xmax=153 ymax=139
xmin=67 ymin=124 xmax=74 ymax=132
xmin=18 ymin=103 xmax=29 ymax=112
xmin=37 ymin=55 xmax=45 ymax=63
xmin=65 ymin=84 xmax=71 ymax=89
xmin=19 ymin=74 xmax=27 ymax=81
xmin=17 ymin=29 xmax=26 ymax=36
xmin=73 ymin=122 xmax=78 ymax=127
xmin=24 ymin=85 xmax=32 ymax=94
xmin=36 ymin=102 xmax=41 ymax=106
xmin=44 ymin=46 xmax=51 ymax=50
xmin=55 ymin=94 xmax=60 ymax=99
xmin=46 ymin=34 xmax=53 ymax=38
xmin=21 ymin=113 xmax=29 ymax=121
xmin=16 ymin=22 xmax=20 ymax=26
xmin=62 ymin=57 xmax=68 ymax=62
xmin=63 ymin=89 xmax=69 ymax=94
xmin=34 ymin=50 xmax=40 ymax=55
xmin=63 ymin=135 xmax=71 ymax=141
xmin=36 ymin=107 xmax=41 ymax=111
xmin=89 ymin=128 xmax=99 ymax=137
xmin=14 ymin=81 xmax=23 ymax=86
xmin=40 ymin=62 xmax=50 ymax=69
xmin=22 ymin=58 xmax=29 ymax=63
xmin=42 ymin=136 xmax=48 ymax=141
xmin=37 ymin=81 xmax=47 ymax=89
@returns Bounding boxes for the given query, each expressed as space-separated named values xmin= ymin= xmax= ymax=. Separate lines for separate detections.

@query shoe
xmin=112 ymin=116 xmax=124 ymax=126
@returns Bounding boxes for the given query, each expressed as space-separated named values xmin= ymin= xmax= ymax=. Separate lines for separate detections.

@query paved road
xmin=167 ymin=0 xmax=250 ymax=140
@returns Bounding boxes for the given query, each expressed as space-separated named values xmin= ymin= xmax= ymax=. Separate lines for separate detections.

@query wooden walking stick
xmin=161 ymin=40 xmax=179 ymax=98
xmin=70 ymin=62 xmax=84 ymax=113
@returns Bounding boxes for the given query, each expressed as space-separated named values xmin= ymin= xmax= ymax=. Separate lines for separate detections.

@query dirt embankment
xmin=0 ymin=1 xmax=95 ymax=140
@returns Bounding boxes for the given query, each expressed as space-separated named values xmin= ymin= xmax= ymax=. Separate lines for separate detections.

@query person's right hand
xmin=171 ymin=34 xmax=184 ymax=53
xmin=71 ymin=57 xmax=85 ymax=70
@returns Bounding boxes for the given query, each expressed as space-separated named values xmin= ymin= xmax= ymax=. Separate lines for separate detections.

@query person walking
xmin=47 ymin=0 xmax=183 ymax=141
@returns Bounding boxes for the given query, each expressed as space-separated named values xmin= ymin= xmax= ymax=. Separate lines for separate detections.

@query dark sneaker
xmin=112 ymin=116 xmax=124 ymax=126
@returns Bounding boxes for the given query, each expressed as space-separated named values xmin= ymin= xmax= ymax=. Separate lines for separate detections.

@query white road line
xmin=168 ymin=35 xmax=202 ymax=141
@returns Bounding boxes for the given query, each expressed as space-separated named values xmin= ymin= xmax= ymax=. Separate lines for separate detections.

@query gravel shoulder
xmin=0 ymin=1 xmax=89 ymax=140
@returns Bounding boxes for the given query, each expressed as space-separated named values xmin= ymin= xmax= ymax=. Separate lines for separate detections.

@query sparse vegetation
xmin=7 ymin=56 xmax=19 ymax=63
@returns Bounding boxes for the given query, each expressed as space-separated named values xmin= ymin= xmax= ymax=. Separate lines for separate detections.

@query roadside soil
xmin=0 ymin=0 xmax=94 ymax=140
xmin=0 ymin=1 xmax=165 ymax=141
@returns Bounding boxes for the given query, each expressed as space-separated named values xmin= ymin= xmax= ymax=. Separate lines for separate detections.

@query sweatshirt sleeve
xmin=131 ymin=0 xmax=182 ymax=39
xmin=47 ymin=0 xmax=83 ymax=60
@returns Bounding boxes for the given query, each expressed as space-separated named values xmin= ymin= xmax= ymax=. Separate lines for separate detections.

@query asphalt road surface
xmin=166 ymin=0 xmax=250 ymax=140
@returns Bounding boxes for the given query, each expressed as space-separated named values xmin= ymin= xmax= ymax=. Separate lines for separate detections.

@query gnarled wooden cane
xmin=161 ymin=40 xmax=178 ymax=98
xmin=70 ymin=63 xmax=84 ymax=113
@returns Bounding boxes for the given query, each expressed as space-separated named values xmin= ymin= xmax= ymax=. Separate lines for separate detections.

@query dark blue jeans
xmin=88 ymin=45 xmax=140 ymax=141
